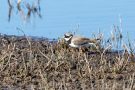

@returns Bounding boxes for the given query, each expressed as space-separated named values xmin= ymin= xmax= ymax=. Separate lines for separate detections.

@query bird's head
xmin=64 ymin=33 xmax=73 ymax=42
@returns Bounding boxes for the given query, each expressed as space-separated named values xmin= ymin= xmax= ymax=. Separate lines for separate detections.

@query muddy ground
xmin=0 ymin=34 xmax=135 ymax=90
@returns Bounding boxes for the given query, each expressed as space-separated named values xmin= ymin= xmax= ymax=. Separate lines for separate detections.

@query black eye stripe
xmin=65 ymin=36 xmax=70 ymax=38
xmin=64 ymin=34 xmax=73 ymax=38
xmin=65 ymin=35 xmax=71 ymax=38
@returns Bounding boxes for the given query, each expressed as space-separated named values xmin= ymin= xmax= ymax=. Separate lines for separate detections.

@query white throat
xmin=64 ymin=36 xmax=72 ymax=42
xmin=64 ymin=38 xmax=70 ymax=41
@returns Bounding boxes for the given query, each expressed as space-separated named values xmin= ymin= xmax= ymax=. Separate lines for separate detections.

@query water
xmin=0 ymin=0 xmax=135 ymax=40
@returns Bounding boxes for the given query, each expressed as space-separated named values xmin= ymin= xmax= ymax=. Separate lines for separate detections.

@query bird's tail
xmin=89 ymin=38 xmax=101 ymax=43
xmin=95 ymin=38 xmax=101 ymax=41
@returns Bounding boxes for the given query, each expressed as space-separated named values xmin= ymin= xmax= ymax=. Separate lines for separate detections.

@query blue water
xmin=0 ymin=0 xmax=135 ymax=40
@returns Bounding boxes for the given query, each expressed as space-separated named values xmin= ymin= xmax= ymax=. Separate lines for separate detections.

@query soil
xmin=0 ymin=34 xmax=135 ymax=90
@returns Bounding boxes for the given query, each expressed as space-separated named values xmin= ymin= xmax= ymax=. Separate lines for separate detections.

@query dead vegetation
xmin=7 ymin=0 xmax=41 ymax=22
xmin=0 ymin=30 xmax=135 ymax=90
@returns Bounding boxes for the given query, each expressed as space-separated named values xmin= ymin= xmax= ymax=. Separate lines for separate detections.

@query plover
xmin=64 ymin=33 xmax=100 ymax=48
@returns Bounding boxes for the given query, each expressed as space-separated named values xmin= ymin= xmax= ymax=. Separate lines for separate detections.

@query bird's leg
xmin=92 ymin=43 xmax=101 ymax=53
xmin=79 ymin=47 xmax=83 ymax=53
xmin=78 ymin=46 xmax=85 ymax=57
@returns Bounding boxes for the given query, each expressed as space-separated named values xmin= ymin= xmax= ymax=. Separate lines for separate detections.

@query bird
xmin=64 ymin=33 xmax=100 ymax=49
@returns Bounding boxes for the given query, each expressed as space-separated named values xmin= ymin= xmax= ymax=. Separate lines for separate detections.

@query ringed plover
xmin=64 ymin=33 xmax=100 ymax=48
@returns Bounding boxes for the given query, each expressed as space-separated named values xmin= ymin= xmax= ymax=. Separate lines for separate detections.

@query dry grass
xmin=0 ymin=32 xmax=135 ymax=90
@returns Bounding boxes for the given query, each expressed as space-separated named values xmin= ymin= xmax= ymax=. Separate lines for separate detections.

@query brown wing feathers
xmin=73 ymin=37 xmax=97 ymax=45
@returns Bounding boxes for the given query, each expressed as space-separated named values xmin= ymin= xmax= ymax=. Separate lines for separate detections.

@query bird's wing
xmin=72 ymin=37 xmax=90 ymax=45
xmin=72 ymin=36 xmax=99 ymax=45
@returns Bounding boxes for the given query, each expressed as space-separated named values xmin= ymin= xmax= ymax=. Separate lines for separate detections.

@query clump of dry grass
xmin=0 ymin=29 xmax=135 ymax=90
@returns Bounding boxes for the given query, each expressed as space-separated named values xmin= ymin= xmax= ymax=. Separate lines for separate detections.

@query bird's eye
xmin=64 ymin=35 xmax=70 ymax=38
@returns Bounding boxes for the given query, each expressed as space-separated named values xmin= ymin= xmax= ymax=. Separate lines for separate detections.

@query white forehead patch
xmin=65 ymin=33 xmax=72 ymax=36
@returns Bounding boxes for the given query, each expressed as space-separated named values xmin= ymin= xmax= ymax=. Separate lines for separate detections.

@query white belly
xmin=69 ymin=43 xmax=79 ymax=48
xmin=69 ymin=42 xmax=93 ymax=48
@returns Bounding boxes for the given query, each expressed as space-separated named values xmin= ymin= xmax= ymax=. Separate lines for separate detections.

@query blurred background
xmin=0 ymin=0 xmax=135 ymax=40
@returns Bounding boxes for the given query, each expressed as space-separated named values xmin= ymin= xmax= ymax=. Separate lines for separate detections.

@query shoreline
xmin=0 ymin=34 xmax=135 ymax=89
